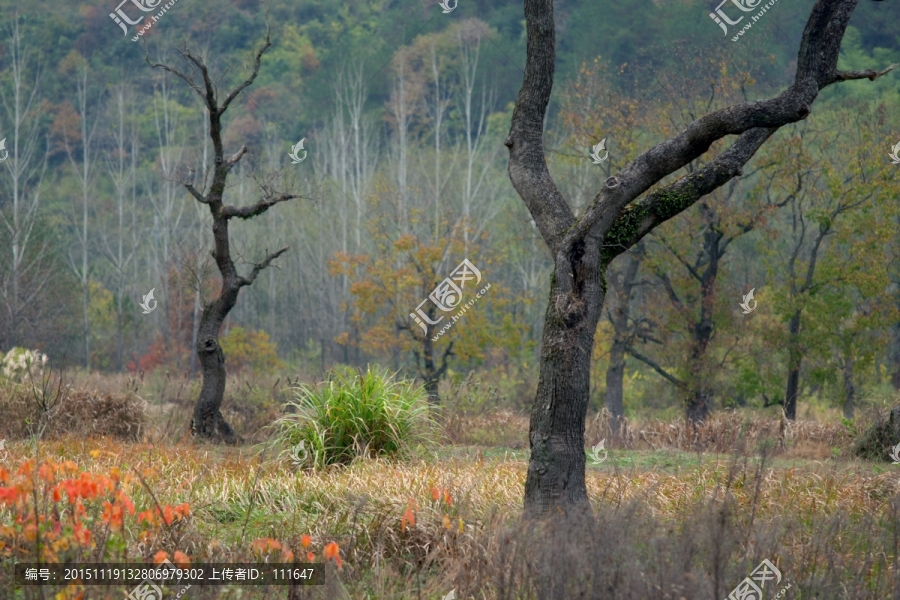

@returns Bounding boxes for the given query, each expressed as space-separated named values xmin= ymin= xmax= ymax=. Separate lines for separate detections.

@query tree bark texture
xmin=506 ymin=0 xmax=894 ymax=516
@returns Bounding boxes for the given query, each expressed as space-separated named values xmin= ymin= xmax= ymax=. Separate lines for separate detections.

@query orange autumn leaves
xmin=137 ymin=502 xmax=191 ymax=527
xmin=401 ymin=486 xmax=461 ymax=533
xmin=401 ymin=498 xmax=418 ymax=532
xmin=432 ymin=486 xmax=452 ymax=506
xmin=153 ymin=549 xmax=191 ymax=567
xmin=0 ymin=458 xmax=191 ymax=563
xmin=252 ymin=535 xmax=343 ymax=569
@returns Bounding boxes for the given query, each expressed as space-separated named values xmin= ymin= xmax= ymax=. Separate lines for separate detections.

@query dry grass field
xmin=1 ymin=372 xmax=900 ymax=599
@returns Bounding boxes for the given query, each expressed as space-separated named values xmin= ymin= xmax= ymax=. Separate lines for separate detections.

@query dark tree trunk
xmin=409 ymin=278 xmax=456 ymax=405
xmin=605 ymin=245 xmax=644 ymax=432
xmin=506 ymin=0 xmax=892 ymax=516
xmin=640 ymin=217 xmax=726 ymax=423
xmin=148 ymin=29 xmax=299 ymax=443
xmin=605 ymin=340 xmax=626 ymax=427
xmin=421 ymin=323 xmax=444 ymax=405
xmin=890 ymin=322 xmax=900 ymax=389
xmin=684 ymin=245 xmax=718 ymax=422
xmin=525 ymin=253 xmax=604 ymax=516
xmin=192 ymin=282 xmax=242 ymax=442
xmin=842 ymin=355 xmax=855 ymax=420
xmin=784 ymin=310 xmax=802 ymax=420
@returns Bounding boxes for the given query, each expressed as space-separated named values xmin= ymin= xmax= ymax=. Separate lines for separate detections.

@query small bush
xmin=0 ymin=378 xmax=144 ymax=441
xmin=275 ymin=366 xmax=432 ymax=469
xmin=851 ymin=407 xmax=900 ymax=461
xmin=219 ymin=326 xmax=283 ymax=374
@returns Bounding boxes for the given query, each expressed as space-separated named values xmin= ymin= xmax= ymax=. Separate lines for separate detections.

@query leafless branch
xmin=223 ymin=193 xmax=300 ymax=220
xmin=239 ymin=247 xmax=289 ymax=287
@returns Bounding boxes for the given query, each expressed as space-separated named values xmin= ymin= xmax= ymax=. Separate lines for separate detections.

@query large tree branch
xmin=224 ymin=146 xmax=247 ymax=172
xmin=504 ymin=0 xmax=573 ymax=255
xmin=144 ymin=55 xmax=204 ymax=98
xmin=624 ymin=344 xmax=684 ymax=388
xmin=219 ymin=27 xmax=272 ymax=117
xmin=829 ymin=63 xmax=897 ymax=85
xmin=222 ymin=192 xmax=299 ymax=220
xmin=238 ymin=247 xmax=288 ymax=287
xmin=507 ymin=0 xmax=893 ymax=268
xmin=601 ymin=128 xmax=776 ymax=263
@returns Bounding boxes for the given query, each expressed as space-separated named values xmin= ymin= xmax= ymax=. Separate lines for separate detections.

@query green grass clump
xmin=275 ymin=366 xmax=432 ymax=469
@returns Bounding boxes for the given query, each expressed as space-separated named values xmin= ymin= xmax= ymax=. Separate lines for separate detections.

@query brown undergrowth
xmin=1 ymin=436 xmax=898 ymax=598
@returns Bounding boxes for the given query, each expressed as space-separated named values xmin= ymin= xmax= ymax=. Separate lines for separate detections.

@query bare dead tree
xmin=146 ymin=28 xmax=302 ymax=443
xmin=505 ymin=0 xmax=896 ymax=516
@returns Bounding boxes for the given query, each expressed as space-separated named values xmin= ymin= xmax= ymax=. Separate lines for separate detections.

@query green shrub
xmin=274 ymin=366 xmax=432 ymax=469
xmin=220 ymin=326 xmax=283 ymax=374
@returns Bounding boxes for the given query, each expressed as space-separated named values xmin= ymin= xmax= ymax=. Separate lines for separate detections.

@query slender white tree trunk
xmin=0 ymin=15 xmax=49 ymax=347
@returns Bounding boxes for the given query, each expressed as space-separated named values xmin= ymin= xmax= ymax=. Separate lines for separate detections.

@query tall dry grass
xmin=3 ymin=434 xmax=898 ymax=598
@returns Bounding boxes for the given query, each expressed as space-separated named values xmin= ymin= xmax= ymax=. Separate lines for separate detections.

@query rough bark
xmin=506 ymin=0 xmax=894 ymax=516
xmin=147 ymin=29 xmax=300 ymax=443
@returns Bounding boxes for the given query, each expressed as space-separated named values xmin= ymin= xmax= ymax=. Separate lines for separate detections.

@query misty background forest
xmin=1 ymin=0 xmax=897 ymax=421
xmin=1 ymin=0 xmax=900 ymax=597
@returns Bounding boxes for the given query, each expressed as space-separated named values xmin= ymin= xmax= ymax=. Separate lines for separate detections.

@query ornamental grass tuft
xmin=274 ymin=366 xmax=432 ymax=469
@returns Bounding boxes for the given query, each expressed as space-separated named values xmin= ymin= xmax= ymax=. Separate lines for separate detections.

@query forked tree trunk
xmin=506 ymin=0 xmax=891 ymax=516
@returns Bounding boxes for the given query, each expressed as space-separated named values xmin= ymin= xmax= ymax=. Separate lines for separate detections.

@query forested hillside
xmin=0 ymin=0 xmax=898 ymax=419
